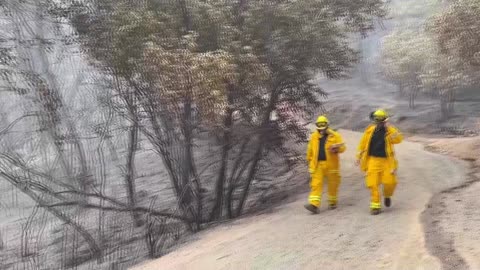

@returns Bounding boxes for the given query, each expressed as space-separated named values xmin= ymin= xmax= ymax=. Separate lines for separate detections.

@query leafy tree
xmin=381 ymin=28 xmax=470 ymax=118
xmin=420 ymin=52 xmax=469 ymax=119
xmin=57 ymin=0 xmax=387 ymax=223
xmin=419 ymin=0 xmax=480 ymax=119
xmin=388 ymin=0 xmax=442 ymax=30
xmin=429 ymin=0 xmax=480 ymax=70
xmin=0 ymin=0 xmax=389 ymax=267
xmin=380 ymin=30 xmax=428 ymax=108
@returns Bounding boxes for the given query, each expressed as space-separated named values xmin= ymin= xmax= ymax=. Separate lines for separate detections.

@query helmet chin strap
xmin=317 ymin=127 xmax=328 ymax=133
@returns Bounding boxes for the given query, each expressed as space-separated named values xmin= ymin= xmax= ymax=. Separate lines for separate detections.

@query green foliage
xmin=429 ymin=0 xmax=480 ymax=71
xmin=388 ymin=0 xmax=442 ymax=29
xmin=380 ymin=0 xmax=479 ymax=114
xmin=419 ymin=42 xmax=469 ymax=95
xmin=61 ymin=0 xmax=386 ymax=220
xmin=380 ymin=26 xmax=471 ymax=116
xmin=0 ymin=0 xmax=389 ymax=266
xmin=380 ymin=30 xmax=429 ymax=88
xmin=142 ymin=41 xmax=234 ymax=125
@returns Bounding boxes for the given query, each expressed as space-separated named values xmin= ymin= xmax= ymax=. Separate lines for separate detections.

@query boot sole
xmin=304 ymin=205 xmax=319 ymax=214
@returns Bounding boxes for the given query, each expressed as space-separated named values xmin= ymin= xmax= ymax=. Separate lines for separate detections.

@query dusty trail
xmin=132 ymin=130 xmax=467 ymax=270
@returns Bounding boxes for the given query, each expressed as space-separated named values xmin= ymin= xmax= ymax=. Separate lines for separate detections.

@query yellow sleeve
xmin=336 ymin=133 xmax=346 ymax=153
xmin=356 ymin=130 xmax=368 ymax=160
xmin=388 ymin=126 xmax=403 ymax=144
xmin=306 ymin=134 xmax=313 ymax=162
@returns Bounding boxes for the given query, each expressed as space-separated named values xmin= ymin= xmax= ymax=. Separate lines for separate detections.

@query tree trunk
xmin=225 ymin=138 xmax=250 ymax=218
xmin=398 ymin=84 xmax=404 ymax=96
xmin=69 ymin=122 xmax=91 ymax=191
xmin=181 ymin=93 xmax=201 ymax=229
xmin=408 ymin=88 xmax=416 ymax=109
xmin=235 ymin=87 xmax=279 ymax=217
xmin=125 ymin=111 xmax=142 ymax=227
xmin=144 ymin=100 xmax=196 ymax=230
xmin=131 ymin=78 xmax=196 ymax=230
xmin=178 ymin=0 xmax=202 ymax=230
xmin=209 ymin=0 xmax=248 ymax=221
xmin=209 ymin=84 xmax=234 ymax=221
xmin=447 ymin=89 xmax=456 ymax=115
xmin=440 ymin=96 xmax=449 ymax=120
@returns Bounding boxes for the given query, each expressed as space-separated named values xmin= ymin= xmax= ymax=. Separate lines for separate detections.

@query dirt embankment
xmin=416 ymin=136 xmax=480 ymax=270
xmin=131 ymin=130 xmax=474 ymax=270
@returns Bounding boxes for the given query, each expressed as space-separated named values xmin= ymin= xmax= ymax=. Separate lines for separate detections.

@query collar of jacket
xmin=366 ymin=124 xmax=392 ymax=134
xmin=314 ymin=128 xmax=336 ymax=138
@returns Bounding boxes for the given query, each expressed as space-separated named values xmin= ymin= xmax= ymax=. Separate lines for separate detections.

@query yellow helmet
xmin=315 ymin=115 xmax=329 ymax=130
xmin=371 ymin=109 xmax=388 ymax=123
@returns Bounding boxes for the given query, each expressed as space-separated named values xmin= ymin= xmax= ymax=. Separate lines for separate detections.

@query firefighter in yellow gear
xmin=356 ymin=109 xmax=403 ymax=215
xmin=305 ymin=115 xmax=346 ymax=214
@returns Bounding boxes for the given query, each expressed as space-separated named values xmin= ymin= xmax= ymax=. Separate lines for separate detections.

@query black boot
xmin=304 ymin=204 xmax=319 ymax=214
xmin=328 ymin=203 xmax=337 ymax=210
xmin=384 ymin=197 xmax=391 ymax=208
xmin=370 ymin=208 xmax=381 ymax=215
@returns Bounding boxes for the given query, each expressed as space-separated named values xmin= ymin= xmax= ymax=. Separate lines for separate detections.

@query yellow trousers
xmin=365 ymin=157 xmax=397 ymax=209
xmin=308 ymin=162 xmax=340 ymax=207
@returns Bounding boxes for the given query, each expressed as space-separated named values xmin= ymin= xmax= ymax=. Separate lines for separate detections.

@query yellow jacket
xmin=307 ymin=128 xmax=346 ymax=173
xmin=356 ymin=124 xmax=403 ymax=172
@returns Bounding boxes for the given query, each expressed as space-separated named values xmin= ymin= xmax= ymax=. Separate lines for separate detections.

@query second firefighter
xmin=356 ymin=109 xmax=403 ymax=215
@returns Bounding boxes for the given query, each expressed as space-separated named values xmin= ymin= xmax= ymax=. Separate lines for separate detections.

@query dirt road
xmin=132 ymin=130 xmax=468 ymax=270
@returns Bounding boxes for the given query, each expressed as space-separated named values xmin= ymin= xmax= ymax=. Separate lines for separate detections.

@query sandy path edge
xmin=421 ymin=158 xmax=480 ymax=270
